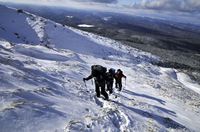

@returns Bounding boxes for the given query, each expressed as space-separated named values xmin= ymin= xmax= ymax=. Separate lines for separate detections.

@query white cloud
xmin=0 ymin=0 xmax=117 ymax=4
xmin=133 ymin=0 xmax=200 ymax=12
xmin=74 ymin=0 xmax=117 ymax=3
xmin=0 ymin=0 xmax=119 ymax=10
xmin=1 ymin=0 xmax=200 ymax=12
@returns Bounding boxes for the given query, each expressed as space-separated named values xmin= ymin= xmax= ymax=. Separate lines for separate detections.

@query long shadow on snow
xmin=115 ymin=101 xmax=188 ymax=130
xmin=152 ymin=105 xmax=176 ymax=117
xmin=3 ymin=90 xmax=67 ymax=118
xmin=29 ymin=102 xmax=67 ymax=117
xmin=123 ymin=89 xmax=166 ymax=105
xmin=0 ymin=48 xmax=82 ymax=118
xmin=115 ymin=91 xmax=176 ymax=117
xmin=13 ymin=89 xmax=54 ymax=106
xmin=15 ymin=46 xmax=70 ymax=62
xmin=0 ymin=78 xmax=21 ymax=90
xmin=0 ymin=56 xmax=68 ymax=97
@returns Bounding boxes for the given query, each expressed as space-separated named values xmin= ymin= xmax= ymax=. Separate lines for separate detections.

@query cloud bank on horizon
xmin=1 ymin=0 xmax=200 ymax=13
xmin=1 ymin=0 xmax=200 ymax=26
xmin=133 ymin=0 xmax=200 ymax=12
xmin=74 ymin=0 xmax=117 ymax=4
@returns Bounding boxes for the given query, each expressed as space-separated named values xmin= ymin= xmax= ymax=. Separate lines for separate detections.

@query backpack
xmin=109 ymin=68 xmax=115 ymax=75
xmin=105 ymin=68 xmax=115 ymax=81
xmin=91 ymin=65 xmax=107 ymax=77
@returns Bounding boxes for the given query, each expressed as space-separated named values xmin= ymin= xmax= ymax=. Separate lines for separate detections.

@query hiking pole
xmin=124 ymin=78 xmax=127 ymax=89
xmin=91 ymin=79 xmax=93 ymax=85
xmin=84 ymin=80 xmax=87 ymax=88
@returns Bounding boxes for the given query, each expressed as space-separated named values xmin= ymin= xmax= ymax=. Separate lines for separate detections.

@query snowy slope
xmin=0 ymin=5 xmax=200 ymax=132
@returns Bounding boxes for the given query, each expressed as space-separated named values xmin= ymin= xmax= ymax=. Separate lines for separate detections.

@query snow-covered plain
xmin=77 ymin=24 xmax=94 ymax=28
xmin=0 ymin=5 xmax=200 ymax=132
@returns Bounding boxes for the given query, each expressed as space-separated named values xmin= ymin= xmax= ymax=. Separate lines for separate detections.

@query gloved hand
xmin=83 ymin=78 xmax=86 ymax=81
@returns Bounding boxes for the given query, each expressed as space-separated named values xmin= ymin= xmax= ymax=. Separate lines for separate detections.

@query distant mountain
xmin=0 ymin=4 xmax=200 ymax=132
xmin=2 ymin=3 xmax=200 ymax=78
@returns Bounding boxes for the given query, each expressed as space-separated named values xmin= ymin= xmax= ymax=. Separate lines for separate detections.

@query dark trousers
xmin=107 ymin=81 xmax=113 ymax=94
xmin=95 ymin=81 xmax=108 ymax=100
xmin=115 ymin=80 xmax=122 ymax=91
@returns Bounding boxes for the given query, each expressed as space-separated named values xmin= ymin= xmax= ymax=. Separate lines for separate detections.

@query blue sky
xmin=0 ymin=0 xmax=200 ymax=25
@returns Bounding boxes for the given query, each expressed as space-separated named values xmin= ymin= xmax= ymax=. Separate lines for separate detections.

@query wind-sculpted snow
xmin=14 ymin=45 xmax=70 ymax=61
xmin=0 ymin=5 xmax=41 ymax=44
xmin=0 ymin=5 xmax=200 ymax=132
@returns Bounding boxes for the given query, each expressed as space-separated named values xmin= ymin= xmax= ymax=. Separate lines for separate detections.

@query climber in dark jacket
xmin=115 ymin=69 xmax=126 ymax=91
xmin=105 ymin=68 xmax=115 ymax=94
xmin=83 ymin=65 xmax=109 ymax=100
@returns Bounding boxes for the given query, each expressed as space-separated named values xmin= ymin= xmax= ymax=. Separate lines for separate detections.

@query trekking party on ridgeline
xmin=83 ymin=65 xmax=126 ymax=100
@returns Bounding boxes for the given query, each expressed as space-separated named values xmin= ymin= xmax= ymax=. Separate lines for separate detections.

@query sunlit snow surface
xmin=0 ymin=5 xmax=200 ymax=132
xmin=77 ymin=24 xmax=94 ymax=28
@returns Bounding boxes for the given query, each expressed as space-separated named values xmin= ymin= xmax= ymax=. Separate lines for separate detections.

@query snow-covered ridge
xmin=0 ymin=5 xmax=200 ymax=132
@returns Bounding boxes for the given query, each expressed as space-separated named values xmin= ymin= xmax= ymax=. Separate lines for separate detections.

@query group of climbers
xmin=83 ymin=65 xmax=126 ymax=100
